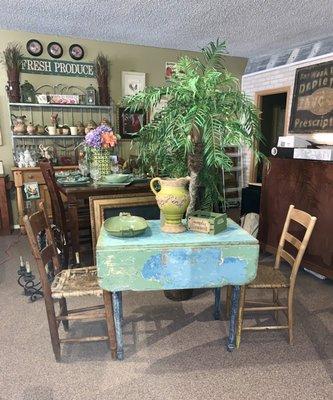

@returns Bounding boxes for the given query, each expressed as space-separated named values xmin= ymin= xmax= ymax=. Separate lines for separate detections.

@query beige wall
xmin=0 ymin=29 xmax=247 ymax=225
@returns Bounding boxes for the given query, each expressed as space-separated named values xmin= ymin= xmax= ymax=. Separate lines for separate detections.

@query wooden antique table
xmin=58 ymin=182 xmax=151 ymax=256
xmin=96 ymin=219 xmax=259 ymax=360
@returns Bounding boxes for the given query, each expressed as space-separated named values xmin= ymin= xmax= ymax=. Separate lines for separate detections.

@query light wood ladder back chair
xmin=23 ymin=202 xmax=117 ymax=361
xmin=236 ymin=204 xmax=317 ymax=348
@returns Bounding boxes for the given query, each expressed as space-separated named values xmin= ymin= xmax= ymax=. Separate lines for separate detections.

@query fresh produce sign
xmin=21 ymin=57 xmax=95 ymax=78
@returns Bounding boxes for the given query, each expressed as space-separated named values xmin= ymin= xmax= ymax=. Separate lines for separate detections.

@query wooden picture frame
xmin=89 ymin=193 xmax=159 ymax=261
xmin=121 ymin=71 xmax=146 ymax=97
xmin=289 ymin=60 xmax=333 ymax=133
xmin=23 ymin=182 xmax=40 ymax=200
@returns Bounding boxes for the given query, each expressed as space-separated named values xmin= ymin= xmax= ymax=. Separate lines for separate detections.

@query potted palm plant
xmin=124 ymin=40 xmax=262 ymax=299
xmin=124 ymin=40 xmax=261 ymax=216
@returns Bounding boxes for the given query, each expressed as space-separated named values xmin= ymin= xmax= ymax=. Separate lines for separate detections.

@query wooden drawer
xmin=22 ymin=170 xmax=44 ymax=184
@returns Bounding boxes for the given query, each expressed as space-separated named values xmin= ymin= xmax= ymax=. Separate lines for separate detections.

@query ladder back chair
xmin=39 ymin=161 xmax=70 ymax=267
xmin=23 ymin=202 xmax=117 ymax=361
xmin=39 ymin=160 xmax=91 ymax=266
xmin=236 ymin=204 xmax=317 ymax=348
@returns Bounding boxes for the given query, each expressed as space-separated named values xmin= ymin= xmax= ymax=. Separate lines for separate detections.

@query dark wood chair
xmin=39 ymin=161 xmax=90 ymax=266
xmin=23 ymin=202 xmax=117 ymax=361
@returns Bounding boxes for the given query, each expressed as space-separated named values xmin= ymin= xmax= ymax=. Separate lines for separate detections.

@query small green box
xmin=187 ymin=210 xmax=227 ymax=235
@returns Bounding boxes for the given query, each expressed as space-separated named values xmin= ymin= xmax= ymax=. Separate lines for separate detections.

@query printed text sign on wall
xmin=21 ymin=58 xmax=96 ymax=78
xmin=289 ymin=60 xmax=333 ymax=133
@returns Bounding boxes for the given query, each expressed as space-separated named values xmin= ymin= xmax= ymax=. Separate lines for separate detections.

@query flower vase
xmin=150 ymin=177 xmax=191 ymax=233
xmin=90 ymin=148 xmax=112 ymax=177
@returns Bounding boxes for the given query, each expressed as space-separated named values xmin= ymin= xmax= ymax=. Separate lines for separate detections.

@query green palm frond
xmin=200 ymin=39 xmax=227 ymax=71
xmin=122 ymin=39 xmax=263 ymax=210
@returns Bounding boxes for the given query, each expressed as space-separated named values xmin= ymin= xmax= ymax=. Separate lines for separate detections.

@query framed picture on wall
xmin=289 ymin=60 xmax=333 ymax=133
xmin=0 ymin=160 xmax=4 ymax=175
xmin=122 ymin=71 xmax=146 ymax=97
xmin=23 ymin=182 xmax=40 ymax=200
xmin=118 ymin=107 xmax=147 ymax=139
xmin=165 ymin=62 xmax=176 ymax=81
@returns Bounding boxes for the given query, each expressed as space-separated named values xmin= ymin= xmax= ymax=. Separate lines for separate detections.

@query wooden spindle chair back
xmin=39 ymin=161 xmax=69 ymax=267
xmin=274 ymin=205 xmax=317 ymax=287
xmin=23 ymin=202 xmax=62 ymax=299
xmin=39 ymin=161 xmax=68 ymax=237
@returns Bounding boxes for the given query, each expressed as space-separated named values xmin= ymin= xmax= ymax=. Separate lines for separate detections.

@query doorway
xmin=255 ymin=89 xmax=288 ymax=182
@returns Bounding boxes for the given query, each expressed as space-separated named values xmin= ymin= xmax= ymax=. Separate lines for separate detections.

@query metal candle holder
xmin=17 ymin=262 xmax=43 ymax=301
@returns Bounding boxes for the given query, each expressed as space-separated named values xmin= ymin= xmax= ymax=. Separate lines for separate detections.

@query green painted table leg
xmin=213 ymin=288 xmax=221 ymax=320
xmin=112 ymin=291 xmax=124 ymax=360
xmin=227 ymin=285 xmax=240 ymax=352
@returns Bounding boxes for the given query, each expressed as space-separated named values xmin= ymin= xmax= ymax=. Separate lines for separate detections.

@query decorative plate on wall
xmin=47 ymin=42 xmax=63 ymax=59
xmin=26 ymin=39 xmax=43 ymax=56
xmin=69 ymin=44 xmax=84 ymax=60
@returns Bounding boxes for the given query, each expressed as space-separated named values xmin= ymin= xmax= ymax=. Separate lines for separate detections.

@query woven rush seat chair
xmin=235 ymin=205 xmax=317 ymax=348
xmin=51 ymin=266 xmax=102 ymax=299
xmin=24 ymin=202 xmax=117 ymax=362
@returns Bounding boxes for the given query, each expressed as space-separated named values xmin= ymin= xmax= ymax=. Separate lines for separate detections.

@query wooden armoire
xmin=258 ymin=157 xmax=333 ymax=279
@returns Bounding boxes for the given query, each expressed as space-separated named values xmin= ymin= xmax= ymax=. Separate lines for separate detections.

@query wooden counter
xmin=258 ymin=157 xmax=333 ymax=279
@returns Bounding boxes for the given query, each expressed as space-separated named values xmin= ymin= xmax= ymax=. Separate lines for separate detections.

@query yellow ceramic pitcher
xmin=150 ymin=177 xmax=191 ymax=233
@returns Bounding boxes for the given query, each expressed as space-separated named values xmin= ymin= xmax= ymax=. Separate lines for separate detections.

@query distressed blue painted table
xmin=96 ymin=219 xmax=259 ymax=359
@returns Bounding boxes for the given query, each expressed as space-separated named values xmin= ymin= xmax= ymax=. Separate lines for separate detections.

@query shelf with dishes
xmin=12 ymin=134 xmax=84 ymax=139
xmin=9 ymin=100 xmax=115 ymax=167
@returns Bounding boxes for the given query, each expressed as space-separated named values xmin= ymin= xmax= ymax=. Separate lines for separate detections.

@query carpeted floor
xmin=0 ymin=234 xmax=332 ymax=400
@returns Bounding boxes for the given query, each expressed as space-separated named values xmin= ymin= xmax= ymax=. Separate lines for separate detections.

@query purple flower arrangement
xmin=85 ymin=124 xmax=118 ymax=148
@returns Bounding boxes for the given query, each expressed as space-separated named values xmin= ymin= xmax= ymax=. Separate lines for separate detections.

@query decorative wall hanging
xmin=69 ymin=44 xmax=84 ymax=60
xmin=289 ymin=60 xmax=333 ymax=133
xmin=122 ymin=71 xmax=146 ymax=97
xmin=26 ymin=39 xmax=43 ymax=57
xmin=95 ymin=53 xmax=110 ymax=105
xmin=118 ymin=107 xmax=146 ymax=139
xmin=1 ymin=42 xmax=23 ymax=102
xmin=21 ymin=58 xmax=95 ymax=77
xmin=47 ymin=42 xmax=63 ymax=59
xmin=24 ymin=182 xmax=40 ymax=200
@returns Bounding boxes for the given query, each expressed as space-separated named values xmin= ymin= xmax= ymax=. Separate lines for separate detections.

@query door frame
xmin=250 ymin=86 xmax=291 ymax=182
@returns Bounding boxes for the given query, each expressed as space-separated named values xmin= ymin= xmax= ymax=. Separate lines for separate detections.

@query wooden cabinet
xmin=259 ymin=157 xmax=333 ymax=279
xmin=12 ymin=166 xmax=77 ymax=232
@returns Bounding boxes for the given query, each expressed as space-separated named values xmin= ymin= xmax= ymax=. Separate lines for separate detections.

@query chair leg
xmin=44 ymin=296 xmax=61 ymax=361
xmin=59 ymin=298 xmax=69 ymax=331
xmin=288 ymin=292 xmax=294 ymax=345
xmin=236 ymin=285 xmax=246 ymax=349
xmin=225 ymin=285 xmax=232 ymax=318
xmin=103 ymin=290 xmax=117 ymax=360
xmin=273 ymin=289 xmax=279 ymax=323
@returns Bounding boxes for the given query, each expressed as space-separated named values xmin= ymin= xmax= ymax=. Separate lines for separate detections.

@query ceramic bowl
xmin=103 ymin=173 xmax=133 ymax=183
xmin=104 ymin=213 xmax=148 ymax=237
